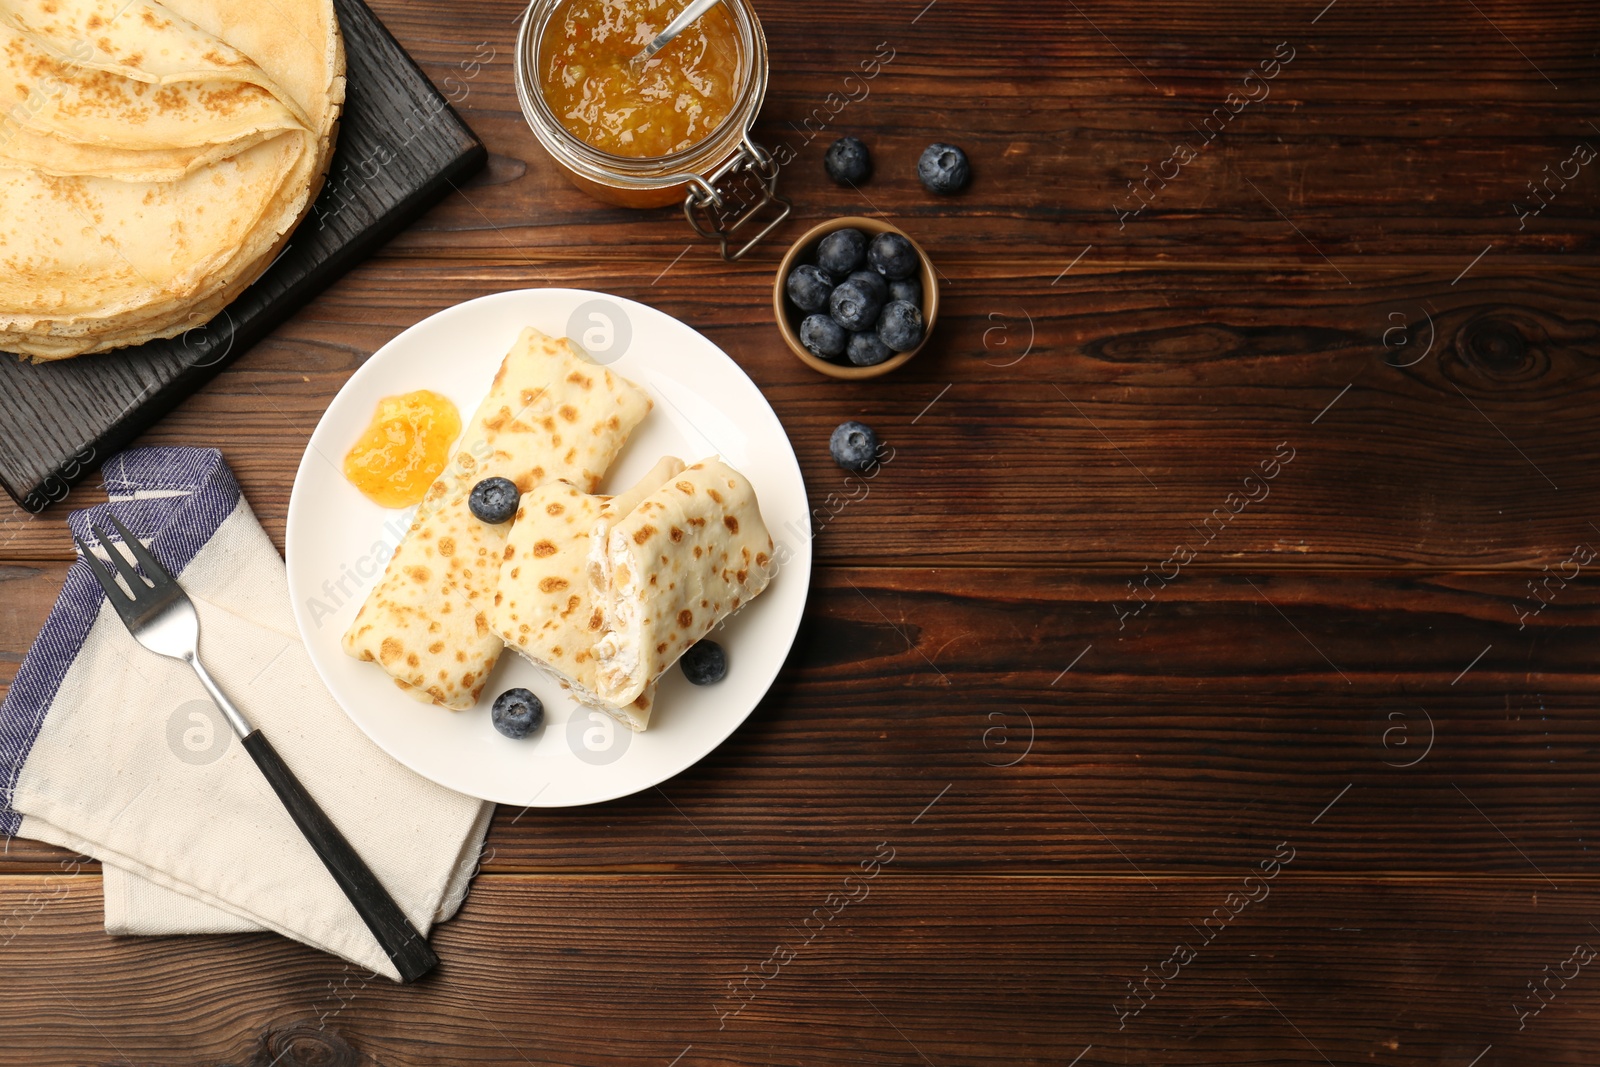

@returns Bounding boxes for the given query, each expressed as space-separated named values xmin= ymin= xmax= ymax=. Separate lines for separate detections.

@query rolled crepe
xmin=588 ymin=458 xmax=776 ymax=711
xmin=493 ymin=457 xmax=687 ymax=731
xmin=343 ymin=327 xmax=652 ymax=710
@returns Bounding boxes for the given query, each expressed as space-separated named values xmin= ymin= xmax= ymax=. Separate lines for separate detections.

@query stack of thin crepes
xmin=0 ymin=0 xmax=344 ymax=361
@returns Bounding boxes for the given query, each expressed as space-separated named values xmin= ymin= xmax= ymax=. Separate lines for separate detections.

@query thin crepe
xmin=0 ymin=0 xmax=343 ymax=359
xmin=493 ymin=457 xmax=686 ymax=731
xmin=343 ymin=328 xmax=653 ymax=710
xmin=588 ymin=458 xmax=776 ymax=711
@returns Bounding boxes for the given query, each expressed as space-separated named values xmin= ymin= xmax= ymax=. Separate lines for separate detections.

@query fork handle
xmin=242 ymin=731 xmax=440 ymax=983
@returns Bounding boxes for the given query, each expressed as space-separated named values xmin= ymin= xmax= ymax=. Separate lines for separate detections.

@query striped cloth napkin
xmin=0 ymin=447 xmax=492 ymax=979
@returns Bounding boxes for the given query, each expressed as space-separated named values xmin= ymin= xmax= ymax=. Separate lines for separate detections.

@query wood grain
xmin=6 ymin=565 xmax=1597 ymax=875
xmin=3 ymin=875 xmax=1599 ymax=1066
xmin=1 ymin=0 xmax=1598 ymax=1062
xmin=351 ymin=0 xmax=1600 ymax=265
xmin=0 ymin=266 xmax=1595 ymax=568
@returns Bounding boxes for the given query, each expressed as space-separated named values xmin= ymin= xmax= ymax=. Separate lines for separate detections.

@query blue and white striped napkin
xmin=0 ymin=448 xmax=492 ymax=979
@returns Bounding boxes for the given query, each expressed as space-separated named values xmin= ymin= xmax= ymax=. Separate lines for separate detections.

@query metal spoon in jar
xmin=629 ymin=0 xmax=722 ymax=67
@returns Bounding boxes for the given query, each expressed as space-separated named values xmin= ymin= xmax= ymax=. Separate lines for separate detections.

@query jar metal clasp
xmin=682 ymin=133 xmax=792 ymax=261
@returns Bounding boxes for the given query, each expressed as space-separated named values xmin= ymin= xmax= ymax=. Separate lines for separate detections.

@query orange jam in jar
xmin=343 ymin=390 xmax=462 ymax=509
xmin=538 ymin=0 xmax=742 ymax=158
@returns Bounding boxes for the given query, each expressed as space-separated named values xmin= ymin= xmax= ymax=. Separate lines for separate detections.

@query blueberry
xmin=786 ymin=263 xmax=834 ymax=312
xmin=868 ymin=232 xmax=919 ymax=280
xmin=830 ymin=420 xmax=880 ymax=472
xmin=917 ymin=142 xmax=970 ymax=195
xmin=876 ymin=299 xmax=925 ymax=352
xmin=468 ymin=476 xmax=519 ymax=524
xmin=889 ymin=276 xmax=922 ymax=306
xmin=823 ymin=136 xmax=871 ymax=185
xmin=679 ymin=640 xmax=728 ymax=685
xmin=491 ymin=687 xmax=544 ymax=739
xmin=847 ymin=330 xmax=895 ymax=367
xmin=799 ymin=313 xmax=848 ymax=359
xmin=829 ymin=278 xmax=885 ymax=332
xmin=815 ymin=227 xmax=867 ymax=277
xmin=845 ymin=269 xmax=889 ymax=305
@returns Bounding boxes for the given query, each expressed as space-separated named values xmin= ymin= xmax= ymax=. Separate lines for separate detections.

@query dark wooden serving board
xmin=0 ymin=0 xmax=485 ymax=512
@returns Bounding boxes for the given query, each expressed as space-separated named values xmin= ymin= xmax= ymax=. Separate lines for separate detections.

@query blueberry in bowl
xmin=816 ymin=227 xmax=867 ymax=277
xmin=829 ymin=277 xmax=885 ymax=332
xmin=773 ymin=216 xmax=939 ymax=379
xmin=868 ymin=232 xmax=919 ymax=280
xmin=888 ymin=276 xmax=921 ymax=306
xmin=876 ymin=300 xmax=925 ymax=352
xmin=847 ymin=330 xmax=894 ymax=367
xmin=798 ymin=313 xmax=848 ymax=360
xmin=785 ymin=263 xmax=834 ymax=312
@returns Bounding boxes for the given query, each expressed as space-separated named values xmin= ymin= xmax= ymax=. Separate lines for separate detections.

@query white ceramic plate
xmin=285 ymin=289 xmax=810 ymax=807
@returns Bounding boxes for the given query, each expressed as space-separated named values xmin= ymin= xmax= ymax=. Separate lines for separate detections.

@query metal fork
xmin=73 ymin=513 xmax=439 ymax=983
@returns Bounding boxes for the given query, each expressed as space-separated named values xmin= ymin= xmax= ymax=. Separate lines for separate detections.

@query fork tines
xmin=72 ymin=513 xmax=176 ymax=614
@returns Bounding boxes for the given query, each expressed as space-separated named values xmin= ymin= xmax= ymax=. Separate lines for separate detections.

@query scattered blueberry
xmin=917 ymin=142 xmax=971 ymax=195
xmin=680 ymin=640 xmax=728 ymax=685
xmin=889 ymin=276 xmax=922 ymax=306
xmin=830 ymin=420 xmax=881 ymax=472
xmin=468 ymin=476 xmax=519 ymax=524
xmin=829 ymin=278 xmax=885 ymax=332
xmin=785 ymin=263 xmax=835 ymax=312
xmin=876 ymin=299 xmax=925 ymax=352
xmin=844 ymin=269 xmax=889 ymax=304
xmin=847 ymin=330 xmax=895 ymax=367
xmin=868 ymin=232 xmax=919 ymax=280
xmin=816 ymin=227 xmax=867 ymax=277
xmin=823 ymin=136 xmax=871 ymax=185
xmin=491 ymin=687 xmax=544 ymax=739
xmin=799 ymin=313 xmax=848 ymax=359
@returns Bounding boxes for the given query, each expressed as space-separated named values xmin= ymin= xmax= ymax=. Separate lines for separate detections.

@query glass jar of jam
xmin=516 ymin=0 xmax=790 ymax=259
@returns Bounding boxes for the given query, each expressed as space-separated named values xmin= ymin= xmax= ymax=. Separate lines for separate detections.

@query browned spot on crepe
xmin=540 ymin=576 xmax=569 ymax=593
xmin=633 ymin=525 xmax=656 ymax=545
xmin=533 ymin=539 xmax=557 ymax=557
xmin=677 ymin=609 xmax=694 ymax=629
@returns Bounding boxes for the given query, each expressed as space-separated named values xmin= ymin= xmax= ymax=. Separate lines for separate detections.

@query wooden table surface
xmin=3 ymin=0 xmax=1599 ymax=1063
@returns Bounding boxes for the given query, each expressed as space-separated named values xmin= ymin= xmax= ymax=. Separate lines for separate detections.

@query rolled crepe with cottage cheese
xmin=492 ymin=457 xmax=686 ymax=731
xmin=342 ymin=327 xmax=652 ymax=710
xmin=588 ymin=458 xmax=776 ymax=711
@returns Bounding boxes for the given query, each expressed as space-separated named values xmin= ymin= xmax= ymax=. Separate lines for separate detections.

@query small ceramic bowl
xmin=772 ymin=216 xmax=939 ymax=380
